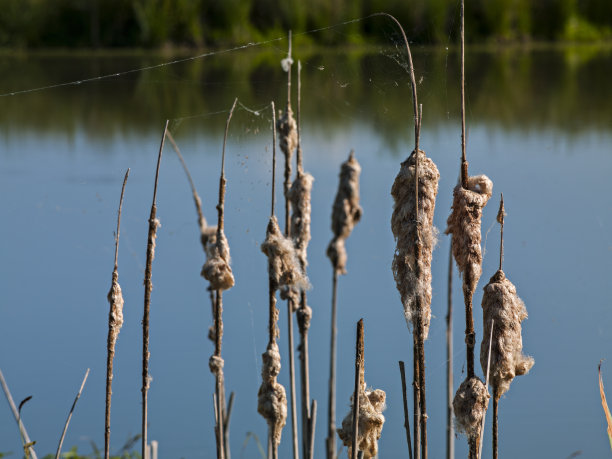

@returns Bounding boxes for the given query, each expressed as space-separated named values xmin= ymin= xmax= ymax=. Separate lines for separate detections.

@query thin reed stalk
xmin=384 ymin=12 xmax=438 ymax=459
xmin=290 ymin=59 xmax=316 ymax=459
xmin=141 ymin=120 xmax=168 ymax=459
xmin=258 ymin=102 xmax=299 ymax=459
xmin=447 ymin=5 xmax=493 ymax=457
xmin=480 ymin=196 xmax=534 ymax=459
xmin=326 ymin=150 xmax=362 ymax=459
xmin=277 ymin=30 xmax=300 ymax=459
xmin=351 ymin=319 xmax=364 ymax=459
xmin=0 ymin=368 xmax=38 ymax=459
xmin=326 ymin=269 xmax=338 ymax=459
xmin=399 ymin=361 xmax=413 ymax=459
xmin=56 ymin=369 xmax=90 ymax=459
xmin=105 ymin=169 xmax=130 ymax=459
xmin=338 ymin=319 xmax=386 ymax=459
xmin=446 ymin=243 xmax=454 ymax=459
xmin=203 ymin=98 xmax=239 ymax=459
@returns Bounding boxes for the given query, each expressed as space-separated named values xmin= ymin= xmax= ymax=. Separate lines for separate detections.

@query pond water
xmin=1 ymin=43 xmax=611 ymax=459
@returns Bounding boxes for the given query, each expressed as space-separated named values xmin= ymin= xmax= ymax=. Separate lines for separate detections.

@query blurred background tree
xmin=0 ymin=0 xmax=610 ymax=48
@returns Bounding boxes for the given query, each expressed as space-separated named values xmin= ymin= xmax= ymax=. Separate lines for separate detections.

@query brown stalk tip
xmin=327 ymin=150 xmax=363 ymax=275
xmin=261 ymin=215 xmax=310 ymax=298
xmin=391 ymin=149 xmax=440 ymax=339
xmin=452 ymin=376 xmax=489 ymax=440
xmin=258 ymin=342 xmax=288 ymax=448
xmin=480 ymin=270 xmax=534 ymax=401
xmin=445 ymin=174 xmax=493 ymax=296
xmin=496 ymin=194 xmax=506 ymax=225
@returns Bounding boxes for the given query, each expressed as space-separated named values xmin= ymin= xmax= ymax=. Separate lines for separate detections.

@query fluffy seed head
xmin=445 ymin=175 xmax=493 ymax=297
xmin=107 ymin=273 xmax=124 ymax=348
xmin=453 ymin=376 xmax=490 ymax=439
xmin=201 ymin=231 xmax=235 ymax=291
xmin=391 ymin=149 xmax=440 ymax=339
xmin=481 ymin=269 xmax=534 ymax=400
xmin=277 ymin=107 xmax=298 ymax=159
xmin=257 ymin=342 xmax=288 ymax=448
xmin=337 ymin=383 xmax=386 ymax=459
xmin=261 ymin=215 xmax=309 ymax=295
xmin=327 ymin=151 xmax=363 ymax=274
xmin=288 ymin=172 xmax=314 ymax=268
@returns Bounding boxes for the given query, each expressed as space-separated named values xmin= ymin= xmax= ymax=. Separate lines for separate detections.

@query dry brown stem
xmin=105 ymin=169 xmax=129 ymax=459
xmin=141 ymin=120 xmax=168 ymax=459
xmin=338 ymin=320 xmax=386 ymax=459
xmin=56 ymin=369 xmax=90 ymax=459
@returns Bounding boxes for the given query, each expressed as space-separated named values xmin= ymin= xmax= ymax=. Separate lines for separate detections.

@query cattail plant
xmin=167 ymin=132 xmax=218 ymax=342
xmin=105 ymin=169 xmax=129 ymax=459
xmin=337 ymin=319 xmax=385 ymax=459
xmin=288 ymin=60 xmax=317 ymax=459
xmin=167 ymin=131 xmax=236 ymax=454
xmin=258 ymin=102 xmax=309 ymax=459
xmin=326 ymin=150 xmax=363 ymax=459
xmin=386 ymin=12 xmax=439 ymax=459
xmin=142 ymin=121 xmax=168 ymax=459
xmin=446 ymin=3 xmax=493 ymax=457
xmin=480 ymin=196 xmax=534 ymax=459
xmin=201 ymin=98 xmax=238 ymax=459
xmin=276 ymin=30 xmax=300 ymax=459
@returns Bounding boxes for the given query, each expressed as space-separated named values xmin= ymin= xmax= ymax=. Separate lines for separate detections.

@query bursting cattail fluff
xmin=327 ymin=151 xmax=363 ymax=275
xmin=261 ymin=215 xmax=310 ymax=297
xmin=445 ymin=175 xmax=493 ymax=296
xmin=480 ymin=270 xmax=534 ymax=400
xmin=258 ymin=341 xmax=288 ymax=448
xmin=277 ymin=107 xmax=298 ymax=160
xmin=337 ymin=381 xmax=386 ymax=459
xmin=391 ymin=150 xmax=440 ymax=339
xmin=288 ymin=171 xmax=314 ymax=268
xmin=107 ymin=272 xmax=124 ymax=349
xmin=453 ymin=376 xmax=489 ymax=439
xmin=201 ymin=231 xmax=234 ymax=291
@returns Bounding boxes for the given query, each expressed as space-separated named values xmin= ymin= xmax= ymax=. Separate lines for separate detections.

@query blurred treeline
xmin=1 ymin=0 xmax=611 ymax=48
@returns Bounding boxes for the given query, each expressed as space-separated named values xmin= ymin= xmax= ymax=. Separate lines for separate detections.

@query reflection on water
xmin=0 ymin=46 xmax=611 ymax=459
xmin=1 ymin=45 xmax=612 ymax=142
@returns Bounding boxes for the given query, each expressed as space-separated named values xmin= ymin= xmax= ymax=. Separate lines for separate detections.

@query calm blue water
xmin=1 ymin=47 xmax=611 ymax=458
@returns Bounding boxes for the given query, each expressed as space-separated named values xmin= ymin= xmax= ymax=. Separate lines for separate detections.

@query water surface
xmin=1 ymin=46 xmax=611 ymax=458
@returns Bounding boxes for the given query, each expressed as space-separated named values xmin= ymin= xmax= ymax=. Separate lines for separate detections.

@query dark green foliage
xmin=0 ymin=0 xmax=610 ymax=48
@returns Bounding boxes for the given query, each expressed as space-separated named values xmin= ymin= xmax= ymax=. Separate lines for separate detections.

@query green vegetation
xmin=0 ymin=0 xmax=611 ymax=49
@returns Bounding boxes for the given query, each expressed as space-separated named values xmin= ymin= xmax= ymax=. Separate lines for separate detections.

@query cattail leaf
xmin=598 ymin=362 xmax=612 ymax=450
xmin=18 ymin=395 xmax=32 ymax=414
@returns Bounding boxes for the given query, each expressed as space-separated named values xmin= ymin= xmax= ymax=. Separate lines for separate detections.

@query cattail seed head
xmin=337 ymin=383 xmax=386 ymax=459
xmin=327 ymin=151 xmax=363 ymax=275
xmin=391 ymin=149 xmax=440 ymax=339
xmin=257 ymin=342 xmax=288 ymax=448
xmin=277 ymin=107 xmax=298 ymax=159
xmin=481 ymin=269 xmax=534 ymax=400
xmin=288 ymin=171 xmax=314 ymax=268
xmin=201 ymin=231 xmax=234 ymax=291
xmin=445 ymin=175 xmax=493 ymax=296
xmin=107 ymin=273 xmax=124 ymax=348
xmin=453 ymin=376 xmax=489 ymax=439
xmin=261 ymin=215 xmax=309 ymax=295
